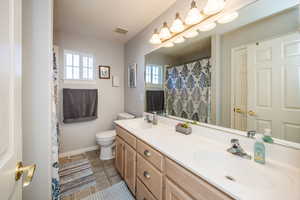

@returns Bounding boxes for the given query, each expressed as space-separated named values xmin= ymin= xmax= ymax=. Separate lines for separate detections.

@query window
xmin=64 ymin=50 xmax=94 ymax=81
xmin=145 ymin=65 xmax=163 ymax=87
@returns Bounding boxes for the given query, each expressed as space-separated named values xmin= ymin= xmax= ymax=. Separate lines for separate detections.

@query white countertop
xmin=114 ymin=117 xmax=300 ymax=200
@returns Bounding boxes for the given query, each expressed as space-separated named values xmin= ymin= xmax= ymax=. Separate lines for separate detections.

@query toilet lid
xmin=96 ymin=130 xmax=116 ymax=139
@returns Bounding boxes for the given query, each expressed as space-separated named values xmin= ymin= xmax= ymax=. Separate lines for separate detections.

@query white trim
xmin=59 ymin=145 xmax=99 ymax=158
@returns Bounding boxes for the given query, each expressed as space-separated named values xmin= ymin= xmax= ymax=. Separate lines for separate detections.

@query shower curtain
xmin=165 ymin=57 xmax=211 ymax=123
xmin=51 ymin=46 xmax=60 ymax=200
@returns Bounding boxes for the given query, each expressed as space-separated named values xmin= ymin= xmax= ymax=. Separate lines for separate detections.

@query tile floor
xmin=60 ymin=150 xmax=122 ymax=200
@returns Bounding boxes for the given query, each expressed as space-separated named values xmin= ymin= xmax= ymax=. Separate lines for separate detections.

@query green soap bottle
xmin=254 ymin=134 xmax=265 ymax=164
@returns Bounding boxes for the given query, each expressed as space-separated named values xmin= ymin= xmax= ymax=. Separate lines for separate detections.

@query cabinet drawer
xmin=137 ymin=154 xmax=163 ymax=200
xmin=136 ymin=178 xmax=156 ymax=200
xmin=116 ymin=125 xmax=136 ymax=149
xmin=137 ymin=140 xmax=164 ymax=171
xmin=165 ymin=158 xmax=233 ymax=200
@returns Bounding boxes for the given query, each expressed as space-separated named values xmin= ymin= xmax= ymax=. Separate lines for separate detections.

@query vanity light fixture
xmin=217 ymin=11 xmax=239 ymax=24
xmin=149 ymin=29 xmax=162 ymax=44
xmin=173 ymin=36 xmax=185 ymax=44
xmin=164 ymin=42 xmax=175 ymax=48
xmin=170 ymin=13 xmax=185 ymax=33
xmin=159 ymin=22 xmax=172 ymax=40
xmin=198 ymin=22 xmax=216 ymax=32
xmin=184 ymin=30 xmax=199 ymax=38
xmin=203 ymin=0 xmax=225 ymax=15
xmin=185 ymin=0 xmax=204 ymax=25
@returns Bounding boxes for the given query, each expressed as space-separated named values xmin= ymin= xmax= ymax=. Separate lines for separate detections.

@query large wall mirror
xmin=144 ymin=4 xmax=300 ymax=149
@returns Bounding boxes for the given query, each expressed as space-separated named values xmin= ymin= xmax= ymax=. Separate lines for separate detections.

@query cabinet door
xmin=115 ymin=136 xmax=124 ymax=177
xmin=124 ymin=143 xmax=136 ymax=195
xmin=165 ymin=178 xmax=193 ymax=200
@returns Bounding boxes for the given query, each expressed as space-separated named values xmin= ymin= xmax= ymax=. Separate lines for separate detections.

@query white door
xmin=231 ymin=47 xmax=248 ymax=131
xmin=247 ymin=33 xmax=300 ymax=143
xmin=0 ymin=0 xmax=24 ymax=199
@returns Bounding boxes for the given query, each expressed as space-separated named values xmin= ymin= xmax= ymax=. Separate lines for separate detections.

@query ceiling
xmin=54 ymin=0 xmax=176 ymax=43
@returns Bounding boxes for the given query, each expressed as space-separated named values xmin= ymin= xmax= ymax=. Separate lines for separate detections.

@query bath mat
xmin=59 ymin=158 xmax=96 ymax=197
xmin=82 ymin=181 xmax=135 ymax=200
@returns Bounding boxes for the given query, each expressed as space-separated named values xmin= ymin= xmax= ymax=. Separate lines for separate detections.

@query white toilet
xmin=96 ymin=112 xmax=135 ymax=160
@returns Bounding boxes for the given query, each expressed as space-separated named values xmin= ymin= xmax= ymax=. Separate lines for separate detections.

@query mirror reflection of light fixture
xmin=185 ymin=0 xmax=204 ymax=25
xmin=217 ymin=12 xmax=239 ymax=24
xmin=174 ymin=36 xmax=185 ymax=44
xmin=159 ymin=22 xmax=172 ymax=40
xmin=198 ymin=22 xmax=216 ymax=32
xmin=170 ymin=13 xmax=185 ymax=33
xmin=149 ymin=29 xmax=162 ymax=44
xmin=164 ymin=42 xmax=175 ymax=48
xmin=184 ymin=30 xmax=199 ymax=38
xmin=203 ymin=0 xmax=225 ymax=15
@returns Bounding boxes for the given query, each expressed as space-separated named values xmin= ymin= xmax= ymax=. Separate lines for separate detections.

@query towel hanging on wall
xmin=63 ymin=89 xmax=98 ymax=123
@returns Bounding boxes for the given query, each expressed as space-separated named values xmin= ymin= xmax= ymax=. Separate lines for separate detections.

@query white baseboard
xmin=59 ymin=145 xmax=99 ymax=158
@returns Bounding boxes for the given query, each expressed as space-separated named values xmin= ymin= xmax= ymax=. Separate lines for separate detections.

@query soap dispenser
xmin=263 ymin=128 xmax=274 ymax=144
xmin=254 ymin=134 xmax=266 ymax=164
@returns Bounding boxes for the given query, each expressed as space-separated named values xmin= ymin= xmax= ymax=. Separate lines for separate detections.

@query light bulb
xmin=170 ymin=13 xmax=185 ymax=33
xmin=149 ymin=29 xmax=162 ymax=44
xmin=184 ymin=30 xmax=199 ymax=38
xmin=217 ymin=12 xmax=239 ymax=24
xmin=198 ymin=22 xmax=216 ymax=32
xmin=159 ymin=22 xmax=172 ymax=40
xmin=185 ymin=1 xmax=204 ymax=25
xmin=164 ymin=42 xmax=174 ymax=48
xmin=173 ymin=36 xmax=185 ymax=44
xmin=203 ymin=0 xmax=225 ymax=15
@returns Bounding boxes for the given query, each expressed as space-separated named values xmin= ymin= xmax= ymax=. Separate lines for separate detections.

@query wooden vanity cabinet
xmin=165 ymin=178 xmax=193 ymax=200
xmin=115 ymin=136 xmax=124 ymax=177
xmin=115 ymin=125 xmax=234 ymax=200
xmin=124 ymin=142 xmax=136 ymax=194
xmin=115 ymin=126 xmax=137 ymax=195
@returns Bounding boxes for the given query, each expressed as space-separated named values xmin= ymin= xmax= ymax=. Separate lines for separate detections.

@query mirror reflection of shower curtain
xmin=52 ymin=46 xmax=60 ymax=200
xmin=165 ymin=58 xmax=211 ymax=123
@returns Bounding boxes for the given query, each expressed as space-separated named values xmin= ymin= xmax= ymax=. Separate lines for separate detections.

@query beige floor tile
xmin=96 ymin=177 xmax=111 ymax=191
xmin=70 ymin=154 xmax=86 ymax=162
xmin=94 ymin=171 xmax=106 ymax=179
xmin=74 ymin=187 xmax=91 ymax=199
xmin=90 ymin=159 xmax=103 ymax=167
xmin=104 ymin=167 xmax=118 ymax=177
xmin=109 ymin=175 xmax=122 ymax=185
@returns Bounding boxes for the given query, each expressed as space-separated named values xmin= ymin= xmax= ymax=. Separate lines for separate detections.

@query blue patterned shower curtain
xmin=51 ymin=47 xmax=60 ymax=200
xmin=165 ymin=58 xmax=211 ymax=123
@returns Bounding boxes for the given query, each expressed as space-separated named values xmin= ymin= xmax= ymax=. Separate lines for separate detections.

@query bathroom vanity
xmin=114 ymin=117 xmax=300 ymax=200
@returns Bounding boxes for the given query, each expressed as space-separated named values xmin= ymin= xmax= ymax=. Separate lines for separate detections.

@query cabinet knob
xmin=144 ymin=150 xmax=151 ymax=157
xmin=143 ymin=171 xmax=151 ymax=179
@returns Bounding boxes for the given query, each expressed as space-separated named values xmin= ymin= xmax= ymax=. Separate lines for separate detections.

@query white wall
xmin=124 ymin=0 xmax=299 ymax=117
xmin=54 ymin=32 xmax=125 ymax=154
xmin=22 ymin=0 xmax=53 ymax=199
xmin=220 ymin=7 xmax=299 ymax=128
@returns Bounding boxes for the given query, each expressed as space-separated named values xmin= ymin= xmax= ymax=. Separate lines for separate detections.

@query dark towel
xmin=146 ymin=90 xmax=164 ymax=113
xmin=63 ymin=89 xmax=98 ymax=123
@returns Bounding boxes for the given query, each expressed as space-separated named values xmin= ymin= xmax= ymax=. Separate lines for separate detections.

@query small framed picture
xmin=99 ymin=66 xmax=110 ymax=79
xmin=128 ymin=63 xmax=137 ymax=88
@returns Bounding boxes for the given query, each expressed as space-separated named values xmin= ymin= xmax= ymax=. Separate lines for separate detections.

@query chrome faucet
xmin=227 ymin=139 xmax=251 ymax=160
xmin=144 ymin=112 xmax=158 ymax=125
xmin=247 ymin=130 xmax=256 ymax=138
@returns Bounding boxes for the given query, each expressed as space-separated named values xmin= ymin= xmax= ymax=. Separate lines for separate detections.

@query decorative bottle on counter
xmin=254 ymin=134 xmax=266 ymax=164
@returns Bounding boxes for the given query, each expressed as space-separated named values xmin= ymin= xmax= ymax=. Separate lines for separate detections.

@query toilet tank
xmin=117 ymin=112 xmax=135 ymax=120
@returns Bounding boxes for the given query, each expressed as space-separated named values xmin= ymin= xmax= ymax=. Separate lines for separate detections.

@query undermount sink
xmin=125 ymin=118 xmax=156 ymax=130
xmin=192 ymin=150 xmax=293 ymax=191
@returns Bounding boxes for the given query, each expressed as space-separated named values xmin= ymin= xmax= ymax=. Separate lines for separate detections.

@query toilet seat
xmin=96 ymin=130 xmax=116 ymax=141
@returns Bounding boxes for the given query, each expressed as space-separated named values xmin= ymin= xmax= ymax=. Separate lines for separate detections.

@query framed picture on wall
xmin=128 ymin=63 xmax=137 ymax=88
xmin=99 ymin=66 xmax=110 ymax=79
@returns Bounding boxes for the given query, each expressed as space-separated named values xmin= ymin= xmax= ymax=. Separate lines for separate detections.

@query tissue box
xmin=175 ymin=125 xmax=192 ymax=135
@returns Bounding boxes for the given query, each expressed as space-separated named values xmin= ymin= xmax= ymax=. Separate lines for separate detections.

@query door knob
xmin=143 ymin=171 xmax=151 ymax=179
xmin=15 ymin=162 xmax=36 ymax=187
xmin=144 ymin=150 xmax=151 ymax=157
xmin=248 ymin=110 xmax=256 ymax=116
xmin=234 ymin=107 xmax=244 ymax=113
